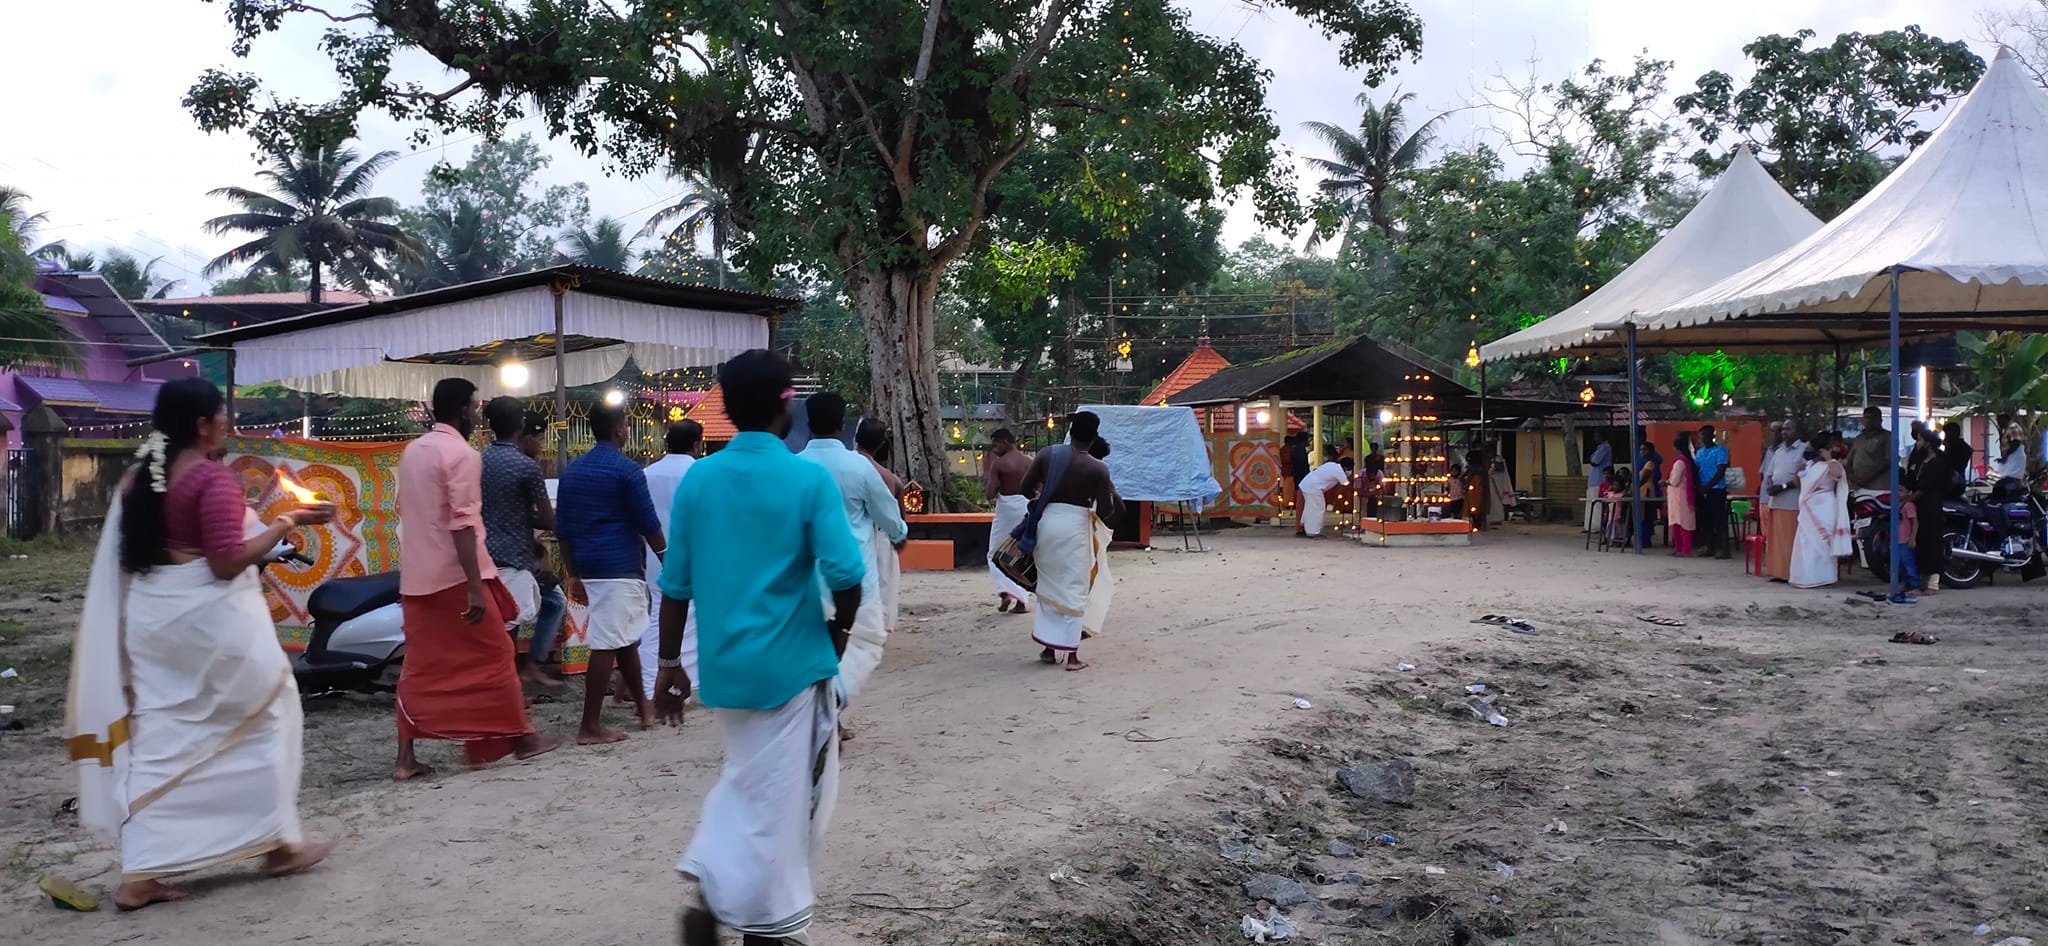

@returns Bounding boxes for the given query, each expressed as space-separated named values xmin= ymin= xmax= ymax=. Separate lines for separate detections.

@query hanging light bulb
xmin=604 ymin=389 xmax=627 ymax=407
xmin=499 ymin=361 xmax=529 ymax=388
xmin=1465 ymin=342 xmax=1480 ymax=368
xmin=1579 ymin=381 xmax=1595 ymax=406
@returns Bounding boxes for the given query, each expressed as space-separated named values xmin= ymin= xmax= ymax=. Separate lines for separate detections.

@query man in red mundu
xmin=392 ymin=378 xmax=560 ymax=779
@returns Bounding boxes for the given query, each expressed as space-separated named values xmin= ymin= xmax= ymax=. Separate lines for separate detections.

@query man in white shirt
xmin=796 ymin=392 xmax=907 ymax=707
xmin=1760 ymin=418 xmax=1807 ymax=582
xmin=637 ymin=420 xmax=701 ymax=701
xmin=1297 ymin=450 xmax=1353 ymax=537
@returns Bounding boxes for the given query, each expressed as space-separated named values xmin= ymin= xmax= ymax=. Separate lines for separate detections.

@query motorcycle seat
xmin=307 ymin=572 xmax=403 ymax=624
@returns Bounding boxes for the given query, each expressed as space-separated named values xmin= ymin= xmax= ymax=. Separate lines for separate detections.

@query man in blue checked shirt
xmin=554 ymin=404 xmax=666 ymax=744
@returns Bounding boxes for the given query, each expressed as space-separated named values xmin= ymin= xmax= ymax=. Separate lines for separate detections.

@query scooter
xmin=1849 ymin=492 xmax=1897 ymax=582
xmin=289 ymin=564 xmax=406 ymax=695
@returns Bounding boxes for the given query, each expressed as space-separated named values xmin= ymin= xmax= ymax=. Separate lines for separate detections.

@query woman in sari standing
xmin=65 ymin=378 xmax=335 ymax=909
xmin=1790 ymin=433 xmax=1852 ymax=589
xmin=1665 ymin=433 xmax=1698 ymax=556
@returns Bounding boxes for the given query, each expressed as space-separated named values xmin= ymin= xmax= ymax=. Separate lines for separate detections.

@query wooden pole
xmin=1311 ymin=403 xmax=1324 ymax=460
xmin=552 ymin=281 xmax=570 ymax=470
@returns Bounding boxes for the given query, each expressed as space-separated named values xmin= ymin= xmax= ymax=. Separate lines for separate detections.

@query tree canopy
xmin=185 ymin=0 xmax=1424 ymax=504
xmin=1675 ymin=27 xmax=1984 ymax=219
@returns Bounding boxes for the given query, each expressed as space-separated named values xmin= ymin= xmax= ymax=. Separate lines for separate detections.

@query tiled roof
xmin=685 ymin=384 xmax=737 ymax=442
xmin=1140 ymin=340 xmax=1231 ymax=406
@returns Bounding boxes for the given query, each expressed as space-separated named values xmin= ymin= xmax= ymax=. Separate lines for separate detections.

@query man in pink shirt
xmin=393 ymin=379 xmax=560 ymax=780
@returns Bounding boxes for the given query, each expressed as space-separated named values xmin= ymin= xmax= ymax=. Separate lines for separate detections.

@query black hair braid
xmin=121 ymin=378 xmax=224 ymax=573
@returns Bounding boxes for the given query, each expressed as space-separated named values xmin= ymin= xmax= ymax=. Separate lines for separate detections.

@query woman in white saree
xmin=65 ymin=378 xmax=334 ymax=909
xmin=1791 ymin=434 xmax=1853 ymax=589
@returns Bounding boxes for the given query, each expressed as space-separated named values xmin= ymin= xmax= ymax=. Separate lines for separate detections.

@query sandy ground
xmin=4 ymin=522 xmax=2046 ymax=945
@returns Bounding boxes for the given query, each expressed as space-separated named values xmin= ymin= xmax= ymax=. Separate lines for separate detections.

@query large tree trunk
xmin=849 ymin=262 xmax=951 ymax=509
xmin=307 ymin=260 xmax=324 ymax=305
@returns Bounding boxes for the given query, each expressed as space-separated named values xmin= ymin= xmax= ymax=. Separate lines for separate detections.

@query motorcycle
xmin=1849 ymin=492 xmax=1898 ymax=582
xmin=1936 ymin=479 xmax=2048 ymax=589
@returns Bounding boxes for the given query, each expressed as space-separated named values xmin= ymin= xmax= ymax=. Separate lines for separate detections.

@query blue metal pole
xmin=1628 ymin=322 xmax=1643 ymax=552
xmin=1888 ymin=266 xmax=1903 ymax=601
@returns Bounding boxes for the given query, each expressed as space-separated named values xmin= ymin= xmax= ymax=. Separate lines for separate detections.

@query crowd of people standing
xmin=65 ymin=349 xmax=1122 ymax=945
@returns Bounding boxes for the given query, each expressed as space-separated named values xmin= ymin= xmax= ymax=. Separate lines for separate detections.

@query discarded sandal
xmin=1889 ymin=631 xmax=1938 ymax=645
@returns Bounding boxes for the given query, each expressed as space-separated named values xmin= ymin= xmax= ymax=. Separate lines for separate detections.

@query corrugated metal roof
xmin=17 ymin=377 xmax=163 ymax=414
xmin=196 ymin=264 xmax=800 ymax=345
xmin=30 ymin=272 xmax=172 ymax=360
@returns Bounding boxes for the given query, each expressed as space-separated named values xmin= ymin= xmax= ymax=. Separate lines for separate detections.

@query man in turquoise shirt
xmin=654 ymin=350 xmax=863 ymax=946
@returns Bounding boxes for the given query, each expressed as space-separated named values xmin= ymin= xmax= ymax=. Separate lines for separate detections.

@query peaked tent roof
xmin=1480 ymin=146 xmax=1821 ymax=362
xmin=1168 ymin=335 xmax=1590 ymax=421
xmin=1635 ymin=48 xmax=2048 ymax=351
xmin=1140 ymin=339 xmax=1232 ymax=406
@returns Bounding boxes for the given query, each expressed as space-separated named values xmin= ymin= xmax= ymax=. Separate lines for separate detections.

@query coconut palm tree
xmin=1301 ymin=89 xmax=1446 ymax=250
xmin=399 ymin=201 xmax=501 ymax=292
xmin=202 ymin=140 xmax=423 ymax=304
xmin=556 ymin=217 xmax=635 ymax=270
xmin=99 ymin=252 xmax=181 ymax=299
xmin=0 ymin=191 xmax=73 ymax=368
xmin=639 ymin=172 xmax=739 ymax=287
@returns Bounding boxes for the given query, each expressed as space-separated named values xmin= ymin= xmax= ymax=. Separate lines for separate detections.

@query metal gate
xmin=4 ymin=447 xmax=27 ymax=540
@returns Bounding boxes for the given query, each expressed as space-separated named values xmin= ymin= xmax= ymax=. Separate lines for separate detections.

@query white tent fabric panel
xmin=1480 ymin=146 xmax=1820 ymax=362
xmin=1644 ymin=49 xmax=2048 ymax=335
xmin=228 ymin=285 xmax=769 ymax=398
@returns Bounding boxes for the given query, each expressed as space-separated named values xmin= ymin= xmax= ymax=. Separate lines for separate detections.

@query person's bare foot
xmin=515 ymin=733 xmax=565 ymax=759
xmin=578 ymin=726 xmax=629 ymax=746
xmin=1039 ymin=647 xmax=1058 ymax=665
xmin=392 ymin=761 xmax=436 ymax=781
xmin=638 ymin=707 xmax=657 ymax=730
xmin=114 ymin=879 xmax=189 ymax=910
xmin=998 ymin=595 xmax=1014 ymax=612
xmin=1063 ymin=657 xmax=1091 ymax=672
xmin=263 ymin=840 xmax=336 ymax=877
xmin=519 ymin=665 xmax=565 ymax=690
xmin=838 ymin=723 xmax=856 ymax=742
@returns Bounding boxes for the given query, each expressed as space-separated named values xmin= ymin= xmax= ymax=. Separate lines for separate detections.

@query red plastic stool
xmin=1744 ymin=532 xmax=1767 ymax=576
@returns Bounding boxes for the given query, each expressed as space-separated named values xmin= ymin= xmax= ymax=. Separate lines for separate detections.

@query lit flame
xmin=277 ymin=470 xmax=323 ymax=504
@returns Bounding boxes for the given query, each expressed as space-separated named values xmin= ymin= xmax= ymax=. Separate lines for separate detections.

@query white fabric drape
xmin=66 ymin=500 xmax=305 ymax=878
xmin=229 ymin=287 xmax=769 ymax=398
xmin=1081 ymin=518 xmax=1115 ymax=638
xmin=1030 ymin=505 xmax=1096 ymax=651
xmin=678 ymin=680 xmax=840 ymax=941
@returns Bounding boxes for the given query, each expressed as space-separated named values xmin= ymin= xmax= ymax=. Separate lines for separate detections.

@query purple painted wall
xmin=1 ymin=272 xmax=196 ymax=448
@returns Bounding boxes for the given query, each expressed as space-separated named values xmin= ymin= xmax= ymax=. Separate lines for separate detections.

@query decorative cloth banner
xmin=1201 ymin=432 xmax=1283 ymax=518
xmin=222 ymin=436 xmax=589 ymax=671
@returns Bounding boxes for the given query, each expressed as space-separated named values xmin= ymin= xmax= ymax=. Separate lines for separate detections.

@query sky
xmin=0 ymin=0 xmax=2003 ymax=296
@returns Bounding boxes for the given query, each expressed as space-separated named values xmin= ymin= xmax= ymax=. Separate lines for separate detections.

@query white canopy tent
xmin=188 ymin=265 xmax=792 ymax=459
xmin=1626 ymin=48 xmax=2048 ymax=597
xmin=1479 ymin=145 xmax=1822 ymax=362
xmin=192 ymin=266 xmax=786 ymax=399
xmin=1639 ymin=48 xmax=2048 ymax=350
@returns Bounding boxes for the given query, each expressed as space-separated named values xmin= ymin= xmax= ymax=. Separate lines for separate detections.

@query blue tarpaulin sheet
xmin=1077 ymin=404 xmax=1222 ymax=503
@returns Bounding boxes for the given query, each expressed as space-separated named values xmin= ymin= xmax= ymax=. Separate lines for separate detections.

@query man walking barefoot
xmin=393 ymin=379 xmax=559 ymax=779
xmin=555 ymin=403 xmax=666 ymax=744
xmin=654 ymin=350 xmax=865 ymax=946
xmin=983 ymin=428 xmax=1034 ymax=613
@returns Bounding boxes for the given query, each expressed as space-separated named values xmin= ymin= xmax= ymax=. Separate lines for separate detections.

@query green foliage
xmin=555 ymin=217 xmax=636 ymax=270
xmin=1675 ymin=27 xmax=1985 ymax=219
xmin=1301 ymin=88 xmax=1444 ymax=246
xmin=185 ymin=0 xmax=1424 ymax=500
xmin=97 ymin=252 xmax=180 ymax=299
xmin=1349 ymin=56 xmax=1675 ymax=370
xmin=1957 ymin=331 xmax=2048 ymax=421
xmin=782 ymin=292 xmax=870 ymax=406
xmin=202 ymin=139 xmax=425 ymax=302
xmin=411 ymin=134 xmax=590 ymax=282
xmin=0 ymin=187 xmax=77 ymax=369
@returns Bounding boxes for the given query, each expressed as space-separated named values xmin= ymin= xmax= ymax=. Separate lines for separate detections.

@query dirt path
xmin=4 ymin=525 xmax=2043 ymax=944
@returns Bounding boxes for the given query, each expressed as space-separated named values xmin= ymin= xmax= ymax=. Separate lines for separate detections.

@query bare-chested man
xmin=984 ymin=428 xmax=1034 ymax=613
xmin=1018 ymin=412 xmax=1123 ymax=670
